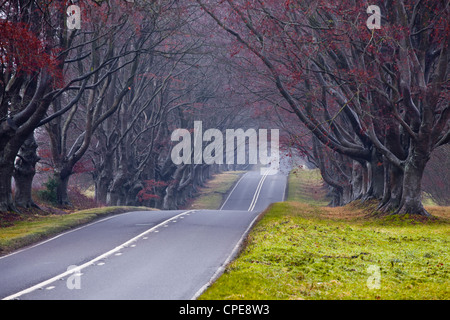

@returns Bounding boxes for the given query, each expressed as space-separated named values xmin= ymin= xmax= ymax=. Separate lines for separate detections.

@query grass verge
xmin=184 ymin=171 xmax=244 ymax=210
xmin=0 ymin=170 xmax=243 ymax=256
xmin=0 ymin=206 xmax=155 ymax=256
xmin=287 ymin=168 xmax=329 ymax=205
xmin=199 ymin=169 xmax=450 ymax=300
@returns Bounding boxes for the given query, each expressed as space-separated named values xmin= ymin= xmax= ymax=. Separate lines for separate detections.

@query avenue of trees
xmin=1 ymin=0 xmax=448 ymax=215
xmin=198 ymin=0 xmax=449 ymax=216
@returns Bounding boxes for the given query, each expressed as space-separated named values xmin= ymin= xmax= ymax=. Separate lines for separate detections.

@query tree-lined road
xmin=0 ymin=170 xmax=286 ymax=300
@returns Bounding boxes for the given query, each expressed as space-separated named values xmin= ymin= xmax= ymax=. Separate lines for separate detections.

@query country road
xmin=0 ymin=170 xmax=287 ymax=300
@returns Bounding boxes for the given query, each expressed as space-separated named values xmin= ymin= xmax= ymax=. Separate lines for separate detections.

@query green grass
xmin=287 ymin=168 xmax=329 ymax=205
xmin=186 ymin=171 xmax=244 ymax=210
xmin=0 ymin=170 xmax=243 ymax=256
xmin=0 ymin=206 xmax=155 ymax=256
xmin=199 ymin=169 xmax=450 ymax=300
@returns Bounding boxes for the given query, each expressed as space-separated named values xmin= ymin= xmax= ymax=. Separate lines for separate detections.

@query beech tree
xmin=197 ymin=0 xmax=449 ymax=216
xmin=158 ymin=57 xmax=254 ymax=209
xmin=85 ymin=1 xmax=250 ymax=209
xmin=13 ymin=133 xmax=40 ymax=208
xmin=0 ymin=1 xmax=73 ymax=211
xmin=42 ymin=1 xmax=149 ymax=205
xmin=2 ymin=0 xmax=446 ymax=216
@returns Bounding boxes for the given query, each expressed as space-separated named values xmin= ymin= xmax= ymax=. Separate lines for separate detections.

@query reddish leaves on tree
xmin=0 ymin=21 xmax=59 ymax=81
xmin=137 ymin=180 xmax=169 ymax=202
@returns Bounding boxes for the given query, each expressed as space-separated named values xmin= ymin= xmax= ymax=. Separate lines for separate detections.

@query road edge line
xmin=2 ymin=210 xmax=195 ymax=300
xmin=0 ymin=209 xmax=157 ymax=260
xmin=190 ymin=210 xmax=263 ymax=300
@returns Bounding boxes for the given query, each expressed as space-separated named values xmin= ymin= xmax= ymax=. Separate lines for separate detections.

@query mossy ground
xmin=0 ymin=206 xmax=156 ymax=256
xmin=184 ymin=171 xmax=244 ymax=210
xmin=0 ymin=170 xmax=243 ymax=256
xmin=199 ymin=169 xmax=450 ymax=300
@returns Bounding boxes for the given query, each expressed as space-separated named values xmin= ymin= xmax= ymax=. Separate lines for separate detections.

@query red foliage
xmin=137 ymin=180 xmax=169 ymax=202
xmin=0 ymin=21 xmax=60 ymax=81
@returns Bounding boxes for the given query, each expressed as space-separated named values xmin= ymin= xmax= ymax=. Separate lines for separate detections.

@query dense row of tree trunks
xmin=1 ymin=1 xmax=89 ymax=212
xmin=198 ymin=0 xmax=449 ymax=216
xmin=0 ymin=73 xmax=53 ymax=212
xmin=2 ymin=1 xmax=447 ymax=217
xmin=309 ymin=111 xmax=440 ymax=215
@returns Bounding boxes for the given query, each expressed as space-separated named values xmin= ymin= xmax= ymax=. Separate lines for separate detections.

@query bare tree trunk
xmin=163 ymin=165 xmax=185 ymax=210
xmin=379 ymin=163 xmax=403 ymax=213
xmin=0 ymin=135 xmax=23 ymax=212
xmin=350 ymin=161 xmax=363 ymax=200
xmin=107 ymin=169 xmax=128 ymax=206
xmin=397 ymin=150 xmax=430 ymax=216
xmin=94 ymin=173 xmax=110 ymax=205
xmin=93 ymin=151 xmax=114 ymax=205
xmin=328 ymin=186 xmax=344 ymax=207
xmin=13 ymin=133 xmax=40 ymax=208
xmin=163 ymin=182 xmax=177 ymax=210
xmin=0 ymin=164 xmax=15 ymax=212
xmin=363 ymin=150 xmax=384 ymax=201
xmin=55 ymin=168 xmax=72 ymax=206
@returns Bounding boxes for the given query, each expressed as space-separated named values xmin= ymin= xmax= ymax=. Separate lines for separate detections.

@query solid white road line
xmin=190 ymin=210 xmax=263 ymax=300
xmin=2 ymin=210 xmax=195 ymax=300
xmin=192 ymin=171 xmax=285 ymax=299
xmin=0 ymin=212 xmax=140 ymax=260
xmin=190 ymin=171 xmax=270 ymax=299
xmin=247 ymin=169 xmax=270 ymax=212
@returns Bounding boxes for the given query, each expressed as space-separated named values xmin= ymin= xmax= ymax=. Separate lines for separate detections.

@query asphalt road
xmin=0 ymin=170 xmax=287 ymax=300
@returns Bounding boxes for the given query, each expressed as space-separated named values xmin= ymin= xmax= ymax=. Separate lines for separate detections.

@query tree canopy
xmin=0 ymin=0 xmax=448 ymax=215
